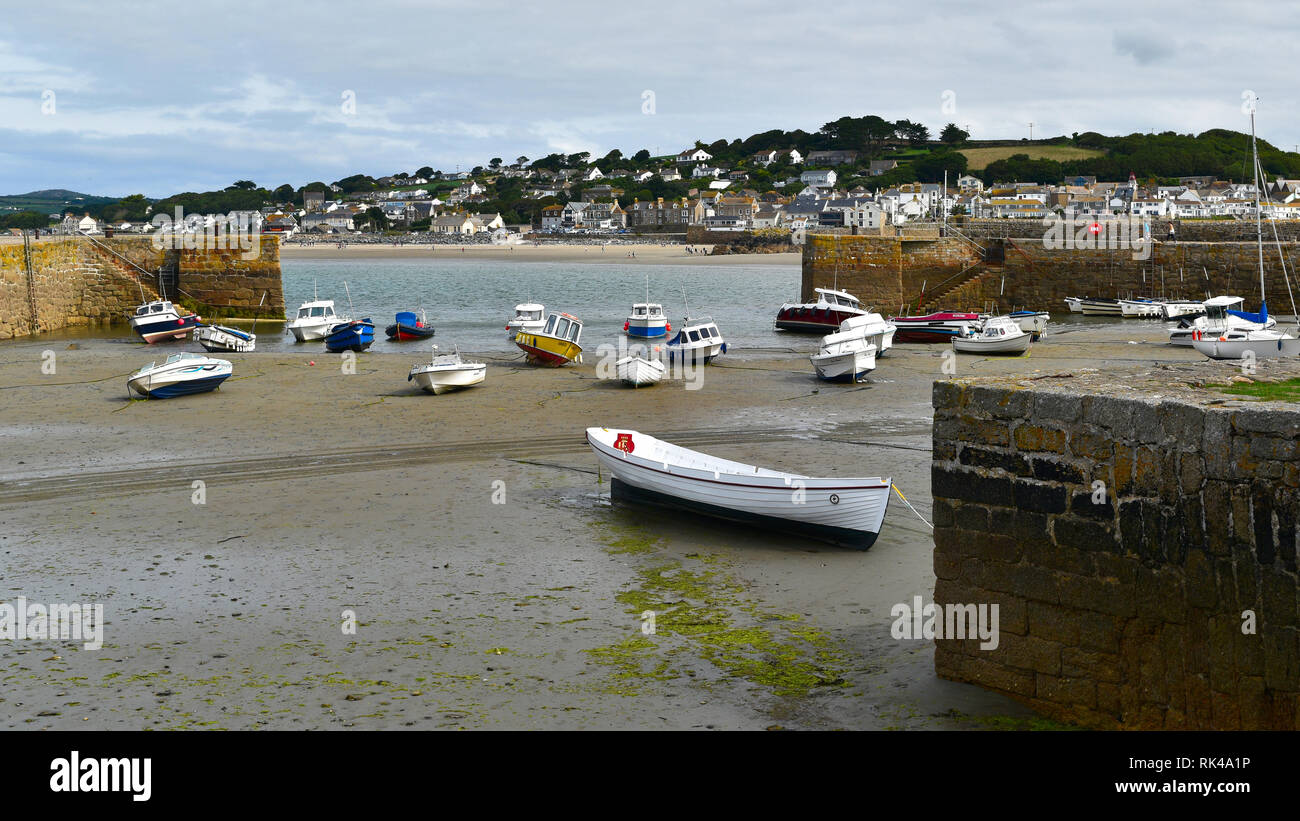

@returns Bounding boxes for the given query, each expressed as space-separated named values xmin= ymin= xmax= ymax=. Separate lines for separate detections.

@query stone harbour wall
xmin=932 ymin=361 xmax=1300 ymax=729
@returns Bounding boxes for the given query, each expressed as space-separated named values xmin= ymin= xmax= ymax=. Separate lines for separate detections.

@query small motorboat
xmin=1079 ymin=297 xmax=1122 ymax=316
xmin=1161 ymin=299 xmax=1205 ymax=319
xmin=128 ymin=353 xmax=231 ymax=399
xmin=625 ymin=303 xmax=669 ymax=339
xmin=952 ymin=315 xmax=1032 ymax=355
xmin=515 ymin=311 xmax=583 ymax=366
xmin=130 ymin=300 xmax=200 ymax=344
xmin=667 ymin=316 xmax=727 ymax=363
xmin=386 ymin=310 xmax=435 ymax=341
xmin=1168 ymin=296 xmax=1275 ymax=346
xmin=288 ymin=299 xmax=346 ymax=341
xmin=811 ymin=326 xmax=877 ymax=382
xmin=408 ymin=346 xmax=486 ymax=394
xmin=838 ymin=312 xmax=896 ymax=355
xmin=195 ymin=323 xmax=256 ymax=353
xmin=586 ymin=427 xmax=892 ymax=549
xmin=1119 ymin=298 xmax=1164 ymax=318
xmin=887 ymin=311 xmax=981 ymax=343
xmin=616 ymin=355 xmax=666 ymax=387
xmin=776 ymin=287 xmax=868 ymax=333
xmin=506 ymin=302 xmax=546 ymax=339
xmin=1008 ymin=310 xmax=1049 ymax=340
xmin=1191 ymin=327 xmax=1300 ymax=361
xmin=324 ymin=318 xmax=375 ymax=352
xmin=1063 ymin=297 xmax=1083 ymax=313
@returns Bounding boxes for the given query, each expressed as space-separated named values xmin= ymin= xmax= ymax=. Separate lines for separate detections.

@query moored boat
xmin=324 ymin=319 xmax=375 ymax=353
xmin=408 ymin=346 xmax=486 ymax=394
xmin=1079 ymin=297 xmax=1122 ymax=316
xmin=1168 ymin=296 xmax=1275 ymax=346
xmin=128 ymin=353 xmax=231 ymax=399
xmin=1161 ymin=299 xmax=1204 ymax=319
xmin=1008 ymin=310 xmax=1049 ymax=340
xmin=1064 ymin=297 xmax=1083 ymax=313
xmin=586 ymin=427 xmax=892 ymax=549
xmin=810 ymin=325 xmax=877 ymax=382
xmin=506 ymin=302 xmax=546 ymax=339
xmin=195 ymin=323 xmax=256 ymax=353
xmin=666 ymin=316 xmax=726 ymax=363
xmin=776 ymin=287 xmax=867 ymax=333
xmin=616 ymin=355 xmax=666 ymax=387
xmin=287 ymin=299 xmax=346 ymax=341
xmin=1119 ymin=298 xmax=1164 ymax=318
xmin=887 ymin=311 xmax=981 ymax=343
xmin=625 ymin=303 xmax=669 ymax=339
xmin=385 ymin=310 xmax=435 ymax=341
xmin=130 ymin=300 xmax=200 ymax=344
xmin=837 ymin=312 xmax=896 ymax=355
xmin=1191 ymin=328 xmax=1300 ymax=360
xmin=515 ymin=311 xmax=583 ymax=366
xmin=952 ymin=315 xmax=1032 ymax=355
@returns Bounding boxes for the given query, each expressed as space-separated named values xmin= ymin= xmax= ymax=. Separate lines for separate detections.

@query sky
xmin=1 ymin=0 xmax=1297 ymax=198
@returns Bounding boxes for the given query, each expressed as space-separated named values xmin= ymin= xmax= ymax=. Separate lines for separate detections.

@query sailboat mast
xmin=1251 ymin=108 xmax=1265 ymax=302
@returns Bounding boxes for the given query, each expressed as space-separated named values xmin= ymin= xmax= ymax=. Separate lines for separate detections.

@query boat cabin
xmin=676 ymin=321 xmax=721 ymax=345
xmin=513 ymin=303 xmax=544 ymax=322
xmin=542 ymin=312 xmax=583 ymax=345
xmin=296 ymin=301 xmax=338 ymax=321
xmin=813 ymin=288 xmax=861 ymax=310
xmin=1202 ymin=296 xmax=1246 ymax=321
xmin=135 ymin=300 xmax=177 ymax=317
xmin=630 ymin=303 xmax=666 ymax=319
xmin=978 ymin=317 xmax=1020 ymax=338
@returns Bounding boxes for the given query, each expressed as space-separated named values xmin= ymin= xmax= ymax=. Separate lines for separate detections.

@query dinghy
xmin=810 ymin=326 xmax=877 ymax=382
xmin=408 ymin=346 xmax=486 ymax=394
xmin=776 ymin=287 xmax=867 ymax=333
xmin=952 ymin=315 xmax=1032 ymax=355
xmin=616 ymin=355 xmax=666 ymax=387
xmin=195 ymin=323 xmax=256 ymax=353
xmin=586 ymin=427 xmax=892 ymax=549
xmin=130 ymin=300 xmax=200 ymax=343
xmin=887 ymin=311 xmax=981 ymax=343
xmin=128 ymin=353 xmax=231 ymax=399
xmin=515 ymin=311 xmax=583 ymax=366
xmin=324 ymin=319 xmax=375 ymax=352
xmin=386 ymin=310 xmax=435 ymax=341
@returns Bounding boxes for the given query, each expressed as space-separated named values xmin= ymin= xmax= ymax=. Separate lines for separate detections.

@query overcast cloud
xmin=1 ymin=0 xmax=1296 ymax=197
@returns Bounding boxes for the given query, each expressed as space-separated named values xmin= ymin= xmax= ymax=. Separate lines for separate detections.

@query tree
xmin=273 ymin=184 xmax=295 ymax=203
xmin=228 ymin=180 xmax=257 ymax=191
xmin=632 ymin=149 xmax=651 ymax=163
xmin=912 ymin=150 xmax=968 ymax=183
xmin=489 ymin=158 xmax=503 ymax=169
xmin=0 ymin=210 xmax=51 ymax=230
xmin=894 ymin=120 xmax=930 ymax=146
xmin=940 ymin=123 xmax=969 ymax=146
xmin=566 ymin=152 xmax=590 ymax=167
xmin=416 ymin=166 xmax=434 ymax=179
xmin=515 ymin=156 xmax=529 ymax=167
xmin=361 ymin=207 xmax=389 ymax=231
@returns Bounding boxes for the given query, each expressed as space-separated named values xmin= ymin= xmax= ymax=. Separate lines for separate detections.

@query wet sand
xmin=0 ymin=317 xmax=1207 ymax=729
xmin=280 ymin=242 xmax=800 ymax=266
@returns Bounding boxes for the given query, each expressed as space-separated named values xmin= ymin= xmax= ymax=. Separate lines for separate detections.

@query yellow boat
xmin=515 ymin=311 xmax=584 ymax=366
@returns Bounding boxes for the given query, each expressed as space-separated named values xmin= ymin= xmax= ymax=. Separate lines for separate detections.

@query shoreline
xmin=279 ymin=242 xmax=801 ymax=265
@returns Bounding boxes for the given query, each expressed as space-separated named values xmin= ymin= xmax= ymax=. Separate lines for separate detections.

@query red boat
xmin=887 ymin=311 xmax=982 ymax=343
xmin=775 ymin=287 xmax=867 ymax=333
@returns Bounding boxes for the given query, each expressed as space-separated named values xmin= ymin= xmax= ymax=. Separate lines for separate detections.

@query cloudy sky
xmin=2 ymin=0 xmax=1296 ymax=198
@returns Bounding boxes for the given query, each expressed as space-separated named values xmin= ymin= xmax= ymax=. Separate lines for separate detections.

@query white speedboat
xmin=776 ymin=287 xmax=868 ymax=333
xmin=1161 ymin=299 xmax=1204 ymax=319
xmin=837 ymin=312 xmax=896 ymax=356
xmin=810 ymin=326 xmax=877 ymax=382
xmin=195 ymin=323 xmax=256 ymax=352
xmin=130 ymin=300 xmax=200 ymax=343
xmin=128 ymin=353 xmax=232 ymax=399
xmin=506 ymin=302 xmax=545 ymax=339
xmin=667 ymin=316 xmax=726 ymax=363
xmin=1119 ymin=298 xmax=1164 ymax=318
xmin=1191 ymin=328 xmax=1300 ymax=361
xmin=616 ymin=355 xmax=666 ymax=387
xmin=586 ymin=427 xmax=892 ymax=549
xmin=287 ymin=299 xmax=347 ymax=342
xmin=952 ymin=315 xmax=1032 ymax=354
xmin=1169 ymin=296 xmax=1275 ymax=346
xmin=408 ymin=346 xmax=486 ymax=395
xmin=1063 ymin=297 xmax=1083 ymax=313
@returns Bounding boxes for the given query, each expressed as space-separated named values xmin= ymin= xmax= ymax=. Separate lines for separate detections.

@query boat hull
xmin=891 ymin=323 xmax=974 ymax=343
xmin=289 ymin=320 xmax=332 ymax=341
xmin=324 ymin=321 xmax=375 ymax=352
xmin=1064 ymin=297 xmax=1082 ymax=313
xmin=953 ymin=333 xmax=1032 ymax=354
xmin=195 ymin=325 xmax=255 ymax=353
xmin=616 ymin=356 xmax=666 ymax=386
xmin=1119 ymin=300 xmax=1164 ymax=318
xmin=1192 ymin=335 xmax=1300 ymax=360
xmin=1080 ymin=299 xmax=1122 ymax=316
xmin=810 ymin=348 xmax=876 ymax=382
xmin=132 ymin=314 xmax=200 ymax=343
xmin=515 ymin=331 xmax=582 ymax=366
xmin=386 ymin=323 xmax=435 ymax=341
xmin=626 ymin=320 xmax=668 ymax=338
xmin=1009 ymin=312 xmax=1049 ymax=340
xmin=410 ymin=365 xmax=486 ymax=394
xmin=775 ymin=305 xmax=864 ymax=333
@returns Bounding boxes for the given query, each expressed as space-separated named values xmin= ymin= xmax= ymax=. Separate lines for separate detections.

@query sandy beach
xmin=0 ymin=318 xmax=1207 ymax=729
xmin=280 ymin=241 xmax=800 ymax=266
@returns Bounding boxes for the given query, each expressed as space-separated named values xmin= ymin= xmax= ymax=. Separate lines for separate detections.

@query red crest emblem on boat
xmin=613 ymin=433 xmax=635 ymax=454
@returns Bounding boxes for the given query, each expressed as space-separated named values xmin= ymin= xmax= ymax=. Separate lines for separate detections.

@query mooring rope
xmin=891 ymin=482 xmax=933 ymax=529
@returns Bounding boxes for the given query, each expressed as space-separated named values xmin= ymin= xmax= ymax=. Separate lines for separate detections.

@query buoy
xmin=308 ymin=360 xmax=316 ymax=366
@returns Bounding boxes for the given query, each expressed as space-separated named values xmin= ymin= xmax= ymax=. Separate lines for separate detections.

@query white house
xmin=800 ymin=169 xmax=837 ymax=188
xmin=676 ymin=148 xmax=713 ymax=164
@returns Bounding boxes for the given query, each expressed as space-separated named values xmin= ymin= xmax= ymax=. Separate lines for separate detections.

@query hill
xmin=0 ymin=189 xmax=119 ymax=215
xmin=959 ymin=145 xmax=1104 ymax=171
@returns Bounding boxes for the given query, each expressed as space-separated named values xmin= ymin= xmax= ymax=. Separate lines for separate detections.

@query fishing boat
xmin=1161 ymin=299 xmax=1204 ymax=319
xmin=1008 ymin=310 xmax=1049 ymax=340
xmin=1079 ymin=297 xmax=1123 ymax=316
xmin=129 ymin=300 xmax=201 ymax=343
xmin=1119 ymin=298 xmax=1165 ymax=318
xmin=667 ymin=317 xmax=726 ymax=363
xmin=408 ymin=346 xmax=486 ymax=394
xmin=287 ymin=299 xmax=346 ymax=341
xmin=952 ymin=315 xmax=1032 ymax=355
xmin=1063 ymin=297 xmax=1083 ymax=313
xmin=616 ymin=355 xmax=666 ymax=387
xmin=128 ymin=353 xmax=231 ymax=399
xmin=625 ymin=303 xmax=670 ymax=338
xmin=837 ymin=313 xmax=896 ymax=355
xmin=324 ymin=318 xmax=375 ymax=352
xmin=887 ymin=311 xmax=981 ymax=343
xmin=385 ymin=310 xmax=435 ymax=341
xmin=1192 ymin=105 xmax=1299 ymax=363
xmin=810 ymin=326 xmax=877 ymax=382
xmin=776 ymin=287 xmax=867 ymax=333
xmin=515 ymin=311 xmax=583 ymax=366
xmin=506 ymin=302 xmax=546 ymax=338
xmin=586 ymin=427 xmax=892 ymax=549
xmin=195 ymin=323 xmax=256 ymax=353
xmin=1168 ymin=296 xmax=1275 ymax=346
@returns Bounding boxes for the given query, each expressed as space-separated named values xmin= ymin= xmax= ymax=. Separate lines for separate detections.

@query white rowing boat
xmin=586 ymin=427 xmax=892 ymax=549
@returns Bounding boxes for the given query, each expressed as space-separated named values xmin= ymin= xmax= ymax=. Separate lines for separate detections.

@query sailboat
xmin=1192 ymin=104 xmax=1300 ymax=361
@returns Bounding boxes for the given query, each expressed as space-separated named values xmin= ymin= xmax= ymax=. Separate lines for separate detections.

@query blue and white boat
xmin=1008 ymin=310 xmax=1049 ymax=340
xmin=625 ymin=303 xmax=669 ymax=338
xmin=129 ymin=300 xmax=201 ymax=344
xmin=324 ymin=318 xmax=375 ymax=352
xmin=195 ymin=323 xmax=256 ymax=352
xmin=667 ymin=316 xmax=726 ymax=363
xmin=128 ymin=353 xmax=232 ymax=399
